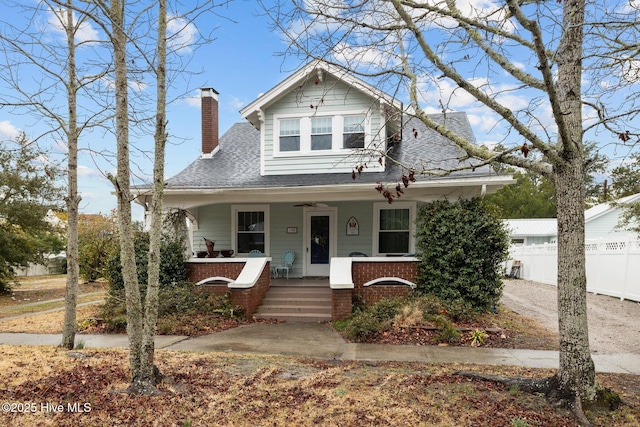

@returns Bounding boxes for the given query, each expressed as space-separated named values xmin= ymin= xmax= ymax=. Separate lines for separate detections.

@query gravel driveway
xmin=501 ymin=279 xmax=640 ymax=355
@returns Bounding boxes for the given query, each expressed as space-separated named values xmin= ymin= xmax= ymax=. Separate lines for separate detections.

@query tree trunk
xmin=554 ymin=161 xmax=597 ymax=401
xmin=133 ymin=0 xmax=167 ymax=392
xmin=110 ymin=0 xmax=144 ymax=378
xmin=553 ymin=0 xmax=598 ymax=403
xmin=62 ymin=0 xmax=80 ymax=350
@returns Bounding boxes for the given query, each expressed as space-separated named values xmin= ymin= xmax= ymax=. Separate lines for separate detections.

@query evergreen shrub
xmin=415 ymin=198 xmax=510 ymax=312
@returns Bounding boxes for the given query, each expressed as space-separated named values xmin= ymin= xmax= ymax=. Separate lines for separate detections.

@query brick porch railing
xmin=330 ymin=257 xmax=419 ymax=320
xmin=187 ymin=257 xmax=271 ymax=318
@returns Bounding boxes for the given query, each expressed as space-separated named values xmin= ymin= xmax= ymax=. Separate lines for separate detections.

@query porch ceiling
xmin=151 ymin=175 xmax=514 ymax=210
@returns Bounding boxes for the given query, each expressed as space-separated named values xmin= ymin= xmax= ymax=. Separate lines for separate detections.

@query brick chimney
xmin=201 ymin=87 xmax=219 ymax=156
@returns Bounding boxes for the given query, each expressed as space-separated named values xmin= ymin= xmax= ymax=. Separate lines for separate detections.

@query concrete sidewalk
xmin=1 ymin=323 xmax=638 ymax=375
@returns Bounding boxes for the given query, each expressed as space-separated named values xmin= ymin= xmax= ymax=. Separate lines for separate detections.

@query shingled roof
xmin=165 ymin=112 xmax=499 ymax=190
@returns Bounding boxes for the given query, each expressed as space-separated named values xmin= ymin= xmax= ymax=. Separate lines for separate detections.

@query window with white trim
xmin=311 ymin=117 xmax=332 ymax=151
xmin=232 ymin=205 xmax=270 ymax=255
xmin=275 ymin=113 xmax=369 ymax=155
xmin=279 ymin=119 xmax=300 ymax=152
xmin=343 ymin=115 xmax=365 ymax=149
xmin=374 ymin=202 xmax=415 ymax=255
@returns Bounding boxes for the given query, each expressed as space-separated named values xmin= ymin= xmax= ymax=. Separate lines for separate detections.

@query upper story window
xmin=274 ymin=113 xmax=369 ymax=155
xmin=279 ymin=119 xmax=300 ymax=152
xmin=311 ymin=117 xmax=332 ymax=151
xmin=343 ymin=115 xmax=365 ymax=149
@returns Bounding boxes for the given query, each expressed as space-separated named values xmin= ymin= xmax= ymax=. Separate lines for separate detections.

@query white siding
xmin=335 ymin=201 xmax=374 ymax=257
xmin=193 ymin=204 xmax=232 ymax=253
xmin=269 ymin=204 xmax=304 ymax=277
xmin=262 ymin=75 xmax=386 ymax=175
xmin=586 ymin=209 xmax=633 ymax=239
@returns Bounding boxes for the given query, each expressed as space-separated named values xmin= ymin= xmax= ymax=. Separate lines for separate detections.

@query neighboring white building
xmin=505 ymin=218 xmax=557 ymax=245
xmin=583 ymin=193 xmax=640 ymax=239
xmin=506 ymin=193 xmax=640 ymax=245
xmin=13 ymin=210 xmax=66 ymax=276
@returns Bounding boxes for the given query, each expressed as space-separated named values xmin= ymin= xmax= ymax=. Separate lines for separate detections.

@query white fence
xmin=509 ymin=237 xmax=640 ymax=302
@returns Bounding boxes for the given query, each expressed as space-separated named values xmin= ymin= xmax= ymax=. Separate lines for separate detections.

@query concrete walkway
xmin=1 ymin=323 xmax=638 ymax=375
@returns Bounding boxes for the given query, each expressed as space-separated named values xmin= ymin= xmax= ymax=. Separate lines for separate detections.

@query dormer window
xmin=274 ymin=113 xmax=370 ymax=156
xmin=279 ymin=119 xmax=300 ymax=152
xmin=311 ymin=117 xmax=332 ymax=151
xmin=343 ymin=115 xmax=365 ymax=149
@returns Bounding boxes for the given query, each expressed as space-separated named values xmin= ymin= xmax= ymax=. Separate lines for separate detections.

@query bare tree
xmin=133 ymin=0 xmax=167 ymax=394
xmin=264 ymin=0 xmax=639 ymax=420
xmin=0 ymin=0 xmax=109 ymax=350
xmin=76 ymin=0 xmax=223 ymax=394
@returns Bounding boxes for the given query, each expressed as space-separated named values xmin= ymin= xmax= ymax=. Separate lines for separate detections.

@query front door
xmin=304 ymin=208 xmax=337 ymax=277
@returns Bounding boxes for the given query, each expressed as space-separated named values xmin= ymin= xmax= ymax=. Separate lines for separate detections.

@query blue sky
xmin=1 ymin=1 xmax=635 ymax=221
xmin=0 ymin=0 xmax=306 ymax=220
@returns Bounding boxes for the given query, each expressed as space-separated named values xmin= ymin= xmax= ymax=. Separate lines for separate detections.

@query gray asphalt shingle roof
xmin=165 ymin=112 xmax=498 ymax=190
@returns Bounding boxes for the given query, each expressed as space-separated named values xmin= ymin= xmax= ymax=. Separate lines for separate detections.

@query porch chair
xmin=349 ymin=251 xmax=368 ymax=257
xmin=248 ymin=249 xmax=263 ymax=257
xmin=275 ymin=250 xmax=295 ymax=279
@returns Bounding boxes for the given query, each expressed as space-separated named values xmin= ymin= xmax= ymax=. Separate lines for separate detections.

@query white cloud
xmin=167 ymin=15 xmax=199 ymax=54
xmin=99 ymin=76 xmax=147 ymax=93
xmin=467 ymin=113 xmax=498 ymax=133
xmin=619 ymin=0 xmax=640 ymax=13
xmin=129 ymin=80 xmax=148 ymax=92
xmin=185 ymin=91 xmax=200 ymax=107
xmin=78 ymin=165 xmax=100 ymax=177
xmin=47 ymin=7 xmax=99 ymax=45
xmin=227 ymin=96 xmax=246 ymax=110
xmin=333 ymin=41 xmax=401 ymax=70
xmin=0 ymin=120 xmax=20 ymax=141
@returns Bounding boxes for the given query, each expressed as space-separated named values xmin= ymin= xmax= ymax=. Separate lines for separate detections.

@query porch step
xmin=254 ymin=285 xmax=332 ymax=323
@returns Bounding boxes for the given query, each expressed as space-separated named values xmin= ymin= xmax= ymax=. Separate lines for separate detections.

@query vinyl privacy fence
xmin=508 ymin=236 xmax=640 ymax=302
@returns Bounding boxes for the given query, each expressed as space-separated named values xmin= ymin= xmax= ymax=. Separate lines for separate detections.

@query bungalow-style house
xmin=135 ymin=60 xmax=513 ymax=319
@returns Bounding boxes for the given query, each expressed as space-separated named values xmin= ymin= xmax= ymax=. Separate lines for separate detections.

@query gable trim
xmin=240 ymin=59 xmax=403 ymax=128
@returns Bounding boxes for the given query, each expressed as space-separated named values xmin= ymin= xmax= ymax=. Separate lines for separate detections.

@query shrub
xmin=367 ymin=297 xmax=406 ymax=321
xmin=98 ymin=283 xmax=241 ymax=332
xmin=104 ymin=232 xmax=188 ymax=301
xmin=415 ymin=294 xmax=445 ymax=317
xmin=430 ymin=314 xmax=461 ymax=343
xmin=343 ymin=311 xmax=389 ymax=341
xmin=351 ymin=293 xmax=366 ymax=314
xmin=394 ymin=300 xmax=425 ymax=328
xmin=78 ymin=213 xmax=119 ymax=282
xmin=442 ymin=298 xmax=479 ymax=323
xmin=415 ymin=198 xmax=510 ymax=312
xmin=100 ymin=231 xmax=193 ymax=330
xmin=340 ymin=297 xmax=406 ymax=341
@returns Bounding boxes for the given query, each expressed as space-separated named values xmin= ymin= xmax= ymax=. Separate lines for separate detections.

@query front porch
xmin=188 ymin=257 xmax=419 ymax=321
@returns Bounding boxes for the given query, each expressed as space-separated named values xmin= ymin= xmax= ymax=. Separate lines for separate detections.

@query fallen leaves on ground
xmin=2 ymin=345 xmax=636 ymax=426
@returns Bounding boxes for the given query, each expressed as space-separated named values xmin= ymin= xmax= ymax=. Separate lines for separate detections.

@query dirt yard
xmin=0 ymin=275 xmax=106 ymax=309
xmin=0 ymin=276 xmax=638 ymax=426
xmin=501 ymin=279 xmax=640 ymax=355
xmin=0 ymin=346 xmax=637 ymax=426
